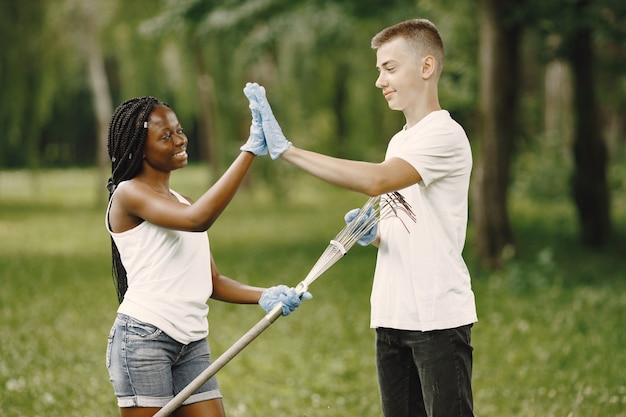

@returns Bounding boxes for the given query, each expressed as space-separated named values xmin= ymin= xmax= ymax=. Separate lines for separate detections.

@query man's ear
xmin=421 ymin=55 xmax=437 ymax=80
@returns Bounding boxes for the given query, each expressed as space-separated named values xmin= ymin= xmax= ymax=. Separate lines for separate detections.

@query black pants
xmin=375 ymin=325 xmax=474 ymax=417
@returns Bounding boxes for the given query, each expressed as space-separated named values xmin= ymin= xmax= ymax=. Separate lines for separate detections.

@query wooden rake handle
xmin=152 ymin=303 xmax=284 ymax=417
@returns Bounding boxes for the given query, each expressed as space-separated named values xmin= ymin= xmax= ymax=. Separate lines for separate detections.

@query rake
xmin=153 ymin=192 xmax=415 ymax=417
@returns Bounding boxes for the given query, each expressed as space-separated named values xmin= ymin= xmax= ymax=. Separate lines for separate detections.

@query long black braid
xmin=106 ymin=96 xmax=169 ymax=303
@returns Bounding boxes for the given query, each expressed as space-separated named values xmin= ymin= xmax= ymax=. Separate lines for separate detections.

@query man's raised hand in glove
xmin=243 ymin=82 xmax=292 ymax=159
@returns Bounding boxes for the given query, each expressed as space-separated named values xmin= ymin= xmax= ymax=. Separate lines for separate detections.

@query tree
xmin=566 ymin=0 xmax=610 ymax=246
xmin=0 ymin=0 xmax=65 ymax=169
xmin=66 ymin=0 xmax=114 ymax=205
xmin=525 ymin=0 xmax=621 ymax=247
xmin=472 ymin=0 xmax=522 ymax=268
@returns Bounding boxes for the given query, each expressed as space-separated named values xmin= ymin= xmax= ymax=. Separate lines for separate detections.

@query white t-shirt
xmin=370 ymin=110 xmax=477 ymax=331
xmin=106 ymin=182 xmax=213 ymax=344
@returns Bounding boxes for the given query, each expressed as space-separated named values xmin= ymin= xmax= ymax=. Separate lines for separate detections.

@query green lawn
xmin=1 ymin=166 xmax=624 ymax=417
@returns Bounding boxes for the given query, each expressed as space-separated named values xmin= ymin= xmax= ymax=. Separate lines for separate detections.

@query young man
xmin=247 ymin=18 xmax=476 ymax=417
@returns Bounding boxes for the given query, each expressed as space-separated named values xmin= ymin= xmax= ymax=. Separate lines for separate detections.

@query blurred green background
xmin=1 ymin=0 xmax=625 ymax=416
xmin=1 ymin=168 xmax=625 ymax=416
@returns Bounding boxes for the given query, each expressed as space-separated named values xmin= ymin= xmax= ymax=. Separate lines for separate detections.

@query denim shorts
xmin=106 ymin=314 xmax=222 ymax=408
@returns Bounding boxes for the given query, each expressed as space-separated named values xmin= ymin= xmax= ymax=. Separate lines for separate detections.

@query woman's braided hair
xmin=106 ymin=96 xmax=169 ymax=303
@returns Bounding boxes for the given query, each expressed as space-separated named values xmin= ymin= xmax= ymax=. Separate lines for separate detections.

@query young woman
xmin=105 ymin=93 xmax=307 ymax=417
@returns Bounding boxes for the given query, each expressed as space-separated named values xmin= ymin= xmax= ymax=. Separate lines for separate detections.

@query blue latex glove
xmin=244 ymin=82 xmax=292 ymax=159
xmin=240 ymin=89 xmax=267 ymax=156
xmin=344 ymin=207 xmax=378 ymax=246
xmin=259 ymin=285 xmax=313 ymax=316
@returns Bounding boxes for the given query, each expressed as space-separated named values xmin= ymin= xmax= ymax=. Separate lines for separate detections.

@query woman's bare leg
xmin=120 ymin=407 xmax=161 ymax=417
xmin=174 ymin=398 xmax=226 ymax=417
xmin=117 ymin=398 xmax=225 ymax=417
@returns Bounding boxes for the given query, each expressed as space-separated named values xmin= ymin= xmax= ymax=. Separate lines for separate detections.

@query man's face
xmin=375 ymin=37 xmax=424 ymax=112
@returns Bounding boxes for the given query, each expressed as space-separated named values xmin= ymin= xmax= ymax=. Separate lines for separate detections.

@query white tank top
xmin=106 ymin=181 xmax=213 ymax=344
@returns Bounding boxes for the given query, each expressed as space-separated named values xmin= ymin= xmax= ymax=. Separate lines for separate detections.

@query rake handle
xmin=152 ymin=303 xmax=284 ymax=417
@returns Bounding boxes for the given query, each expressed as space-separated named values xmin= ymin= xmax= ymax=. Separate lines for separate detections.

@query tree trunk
xmin=82 ymin=4 xmax=112 ymax=206
xmin=472 ymin=0 xmax=521 ymax=268
xmin=567 ymin=0 xmax=611 ymax=246
xmin=192 ymin=44 xmax=219 ymax=181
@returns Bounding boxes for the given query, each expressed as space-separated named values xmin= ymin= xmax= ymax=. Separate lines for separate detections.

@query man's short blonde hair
xmin=371 ymin=19 xmax=444 ymax=77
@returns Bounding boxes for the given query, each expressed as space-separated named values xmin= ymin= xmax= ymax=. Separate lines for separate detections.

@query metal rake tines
xmin=296 ymin=240 xmax=347 ymax=294
xmin=297 ymin=192 xmax=416 ymax=293
xmin=340 ymin=191 xmax=416 ymax=248
xmin=379 ymin=191 xmax=416 ymax=233
xmin=334 ymin=195 xmax=378 ymax=249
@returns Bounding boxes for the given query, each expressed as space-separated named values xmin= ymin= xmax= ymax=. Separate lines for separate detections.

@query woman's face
xmin=143 ymin=105 xmax=188 ymax=173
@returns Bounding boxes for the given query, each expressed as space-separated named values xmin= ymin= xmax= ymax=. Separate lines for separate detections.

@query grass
xmin=0 ymin=166 xmax=625 ymax=417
